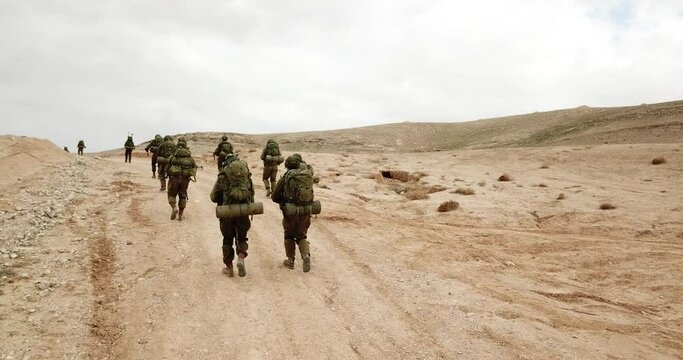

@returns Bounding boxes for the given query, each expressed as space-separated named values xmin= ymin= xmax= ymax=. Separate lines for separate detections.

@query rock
xmin=19 ymin=273 xmax=30 ymax=280
xmin=35 ymin=282 xmax=49 ymax=291
xmin=9 ymin=253 xmax=18 ymax=259
xmin=504 ymin=261 xmax=516 ymax=267
xmin=126 ymin=241 xmax=133 ymax=245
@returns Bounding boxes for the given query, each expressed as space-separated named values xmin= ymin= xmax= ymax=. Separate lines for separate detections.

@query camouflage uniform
xmin=210 ymin=154 xmax=253 ymax=277
xmin=124 ymin=136 xmax=135 ymax=163
xmin=213 ymin=135 xmax=233 ymax=171
xmin=77 ymin=140 xmax=85 ymax=156
xmin=166 ymin=138 xmax=196 ymax=221
xmin=260 ymin=139 xmax=281 ymax=196
xmin=271 ymin=154 xmax=312 ymax=272
xmin=157 ymin=136 xmax=176 ymax=191
xmin=144 ymin=134 xmax=163 ymax=178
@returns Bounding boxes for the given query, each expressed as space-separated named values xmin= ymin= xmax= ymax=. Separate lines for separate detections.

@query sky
xmin=1 ymin=0 xmax=682 ymax=151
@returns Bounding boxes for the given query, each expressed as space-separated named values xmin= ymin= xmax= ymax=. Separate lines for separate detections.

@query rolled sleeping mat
xmin=216 ymin=202 xmax=264 ymax=218
xmin=283 ymin=201 xmax=322 ymax=216
xmin=265 ymin=155 xmax=284 ymax=164
xmin=157 ymin=156 xmax=168 ymax=164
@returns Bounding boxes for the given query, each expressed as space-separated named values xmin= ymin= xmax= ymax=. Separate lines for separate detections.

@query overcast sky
xmin=1 ymin=0 xmax=682 ymax=151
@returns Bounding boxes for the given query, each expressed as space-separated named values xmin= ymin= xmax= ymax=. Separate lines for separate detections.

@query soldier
xmin=157 ymin=135 xmax=176 ymax=191
xmin=77 ymin=140 xmax=86 ymax=156
xmin=124 ymin=135 xmax=135 ymax=163
xmin=260 ymin=139 xmax=283 ymax=196
xmin=271 ymin=153 xmax=315 ymax=273
xmin=144 ymin=134 xmax=163 ymax=178
xmin=63 ymin=146 xmax=69 ymax=152
xmin=166 ymin=138 xmax=197 ymax=222
xmin=210 ymin=153 xmax=255 ymax=277
xmin=212 ymin=135 xmax=233 ymax=171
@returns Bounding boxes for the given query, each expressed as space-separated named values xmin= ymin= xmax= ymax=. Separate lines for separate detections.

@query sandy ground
xmin=1 ymin=140 xmax=682 ymax=359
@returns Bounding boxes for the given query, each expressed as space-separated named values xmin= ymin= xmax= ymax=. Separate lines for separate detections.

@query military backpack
xmin=224 ymin=159 xmax=254 ymax=204
xmin=218 ymin=142 xmax=233 ymax=158
xmin=157 ymin=140 xmax=176 ymax=163
xmin=284 ymin=164 xmax=314 ymax=205
xmin=169 ymin=148 xmax=196 ymax=177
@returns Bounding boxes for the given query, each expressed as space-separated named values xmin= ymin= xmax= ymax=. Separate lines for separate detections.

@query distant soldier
xmin=212 ymin=135 xmax=234 ymax=171
xmin=166 ymin=138 xmax=197 ymax=222
xmin=210 ymin=154 xmax=255 ymax=277
xmin=157 ymin=135 xmax=176 ymax=191
xmin=124 ymin=135 xmax=135 ymax=163
xmin=260 ymin=139 xmax=283 ymax=196
xmin=144 ymin=134 xmax=163 ymax=178
xmin=63 ymin=146 xmax=69 ymax=152
xmin=77 ymin=140 xmax=86 ymax=156
xmin=271 ymin=153 xmax=318 ymax=273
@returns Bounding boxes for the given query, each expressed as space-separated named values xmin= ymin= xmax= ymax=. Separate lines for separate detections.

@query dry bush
xmin=478 ymin=180 xmax=487 ymax=187
xmin=557 ymin=193 xmax=566 ymax=200
xmin=380 ymin=170 xmax=417 ymax=182
xmin=427 ymin=185 xmax=448 ymax=194
xmin=537 ymin=183 xmax=548 ymax=188
xmin=437 ymin=200 xmax=460 ymax=212
xmin=599 ymin=203 xmax=617 ymax=210
xmin=651 ymin=157 xmax=666 ymax=165
xmin=453 ymin=187 xmax=475 ymax=195
xmin=405 ymin=185 xmax=429 ymax=200
xmin=540 ymin=164 xmax=550 ymax=169
xmin=498 ymin=173 xmax=513 ymax=182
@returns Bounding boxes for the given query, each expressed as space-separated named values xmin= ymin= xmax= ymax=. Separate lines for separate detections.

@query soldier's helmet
xmin=267 ymin=139 xmax=275 ymax=144
xmin=164 ymin=135 xmax=172 ymax=141
xmin=221 ymin=135 xmax=228 ymax=141
xmin=127 ymin=135 xmax=133 ymax=141
xmin=155 ymin=134 xmax=162 ymax=140
xmin=285 ymin=153 xmax=303 ymax=169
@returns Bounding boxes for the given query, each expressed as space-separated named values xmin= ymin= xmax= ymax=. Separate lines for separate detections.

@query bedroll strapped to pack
xmin=265 ymin=155 xmax=284 ymax=164
xmin=215 ymin=202 xmax=264 ymax=218
xmin=282 ymin=201 xmax=321 ymax=216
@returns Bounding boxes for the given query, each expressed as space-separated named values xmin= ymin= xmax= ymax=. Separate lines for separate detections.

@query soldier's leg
xmin=295 ymin=215 xmax=312 ymax=272
xmin=159 ymin=165 xmax=167 ymax=190
xmin=176 ymin=177 xmax=190 ymax=221
xmin=282 ymin=215 xmax=297 ymax=269
xmin=220 ymin=219 xmax=236 ymax=276
xmin=234 ymin=216 xmax=251 ymax=277
xmin=262 ymin=166 xmax=272 ymax=195
xmin=269 ymin=166 xmax=278 ymax=194
xmin=151 ymin=155 xmax=157 ymax=178
xmin=167 ymin=177 xmax=179 ymax=220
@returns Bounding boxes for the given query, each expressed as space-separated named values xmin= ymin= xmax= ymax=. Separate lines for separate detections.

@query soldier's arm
xmin=271 ymin=176 xmax=285 ymax=203
xmin=260 ymin=148 xmax=267 ymax=161
xmin=210 ymin=176 xmax=224 ymax=204
xmin=213 ymin=144 xmax=221 ymax=156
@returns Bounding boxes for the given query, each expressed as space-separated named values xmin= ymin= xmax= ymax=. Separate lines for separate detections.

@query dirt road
xmin=2 ymin=141 xmax=682 ymax=359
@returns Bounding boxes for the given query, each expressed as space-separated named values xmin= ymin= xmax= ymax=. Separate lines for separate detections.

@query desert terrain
xmin=0 ymin=102 xmax=682 ymax=359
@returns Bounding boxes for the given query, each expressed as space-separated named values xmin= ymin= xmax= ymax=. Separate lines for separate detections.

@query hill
xmin=135 ymin=100 xmax=683 ymax=154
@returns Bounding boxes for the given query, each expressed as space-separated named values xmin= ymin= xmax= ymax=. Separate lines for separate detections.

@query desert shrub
xmin=498 ymin=173 xmax=513 ymax=182
xmin=537 ymin=183 xmax=548 ymax=188
xmin=405 ymin=185 xmax=429 ymax=200
xmin=651 ymin=157 xmax=666 ymax=165
xmin=437 ymin=200 xmax=460 ymax=212
xmin=557 ymin=193 xmax=566 ymax=200
xmin=540 ymin=164 xmax=550 ymax=169
xmin=453 ymin=187 xmax=475 ymax=195
xmin=380 ymin=170 xmax=416 ymax=182
xmin=599 ymin=203 xmax=617 ymax=210
xmin=427 ymin=185 xmax=448 ymax=194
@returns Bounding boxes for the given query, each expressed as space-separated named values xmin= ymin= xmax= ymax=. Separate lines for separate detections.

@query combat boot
xmin=299 ymin=239 xmax=311 ymax=273
xmin=283 ymin=239 xmax=296 ymax=270
xmin=236 ymin=253 xmax=246 ymax=277
xmin=222 ymin=262 xmax=234 ymax=277
xmin=170 ymin=204 xmax=178 ymax=220
xmin=177 ymin=208 xmax=184 ymax=221
xmin=152 ymin=172 xmax=156 ymax=179
xmin=160 ymin=178 xmax=166 ymax=191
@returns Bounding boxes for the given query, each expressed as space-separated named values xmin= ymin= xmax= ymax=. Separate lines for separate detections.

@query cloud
xmin=0 ymin=0 xmax=681 ymax=150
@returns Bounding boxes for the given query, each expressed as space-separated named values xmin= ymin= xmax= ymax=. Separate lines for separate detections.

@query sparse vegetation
xmin=405 ymin=185 xmax=429 ymax=200
xmin=540 ymin=164 xmax=550 ymax=169
xmin=437 ymin=200 xmax=460 ymax=212
xmin=651 ymin=157 xmax=666 ymax=165
xmin=453 ymin=187 xmax=475 ymax=195
xmin=557 ymin=193 xmax=566 ymax=200
xmin=427 ymin=185 xmax=448 ymax=194
xmin=498 ymin=173 xmax=513 ymax=182
xmin=600 ymin=203 xmax=617 ymax=210
xmin=538 ymin=183 xmax=548 ymax=188
xmin=380 ymin=170 xmax=416 ymax=182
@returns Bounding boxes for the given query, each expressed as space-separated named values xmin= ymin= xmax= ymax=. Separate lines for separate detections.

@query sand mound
xmin=0 ymin=135 xmax=72 ymax=189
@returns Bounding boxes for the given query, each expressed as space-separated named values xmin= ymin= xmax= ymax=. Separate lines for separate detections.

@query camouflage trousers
xmin=150 ymin=154 xmax=158 ymax=174
xmin=282 ymin=214 xmax=311 ymax=260
xmin=167 ymin=175 xmax=191 ymax=209
xmin=262 ymin=164 xmax=278 ymax=182
xmin=77 ymin=148 xmax=84 ymax=156
xmin=158 ymin=161 xmax=169 ymax=189
xmin=220 ymin=216 xmax=251 ymax=265
xmin=124 ymin=148 xmax=133 ymax=163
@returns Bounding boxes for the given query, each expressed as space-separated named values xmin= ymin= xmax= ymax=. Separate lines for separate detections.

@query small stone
xmin=126 ymin=241 xmax=133 ymax=245
xmin=504 ymin=261 xmax=516 ymax=267
xmin=9 ymin=253 xmax=18 ymax=259
xmin=19 ymin=273 xmax=30 ymax=280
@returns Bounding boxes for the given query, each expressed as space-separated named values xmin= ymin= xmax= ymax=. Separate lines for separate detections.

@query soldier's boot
xmin=177 ymin=198 xmax=187 ymax=221
xmin=270 ymin=180 xmax=276 ymax=193
xmin=152 ymin=171 xmax=156 ymax=179
xmin=177 ymin=208 xmax=184 ymax=221
xmin=298 ymin=239 xmax=311 ymax=273
xmin=283 ymin=239 xmax=296 ymax=269
xmin=170 ymin=202 xmax=178 ymax=220
xmin=160 ymin=178 xmax=166 ymax=191
xmin=236 ymin=253 xmax=246 ymax=277
xmin=263 ymin=179 xmax=271 ymax=197
xmin=221 ymin=246 xmax=234 ymax=276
